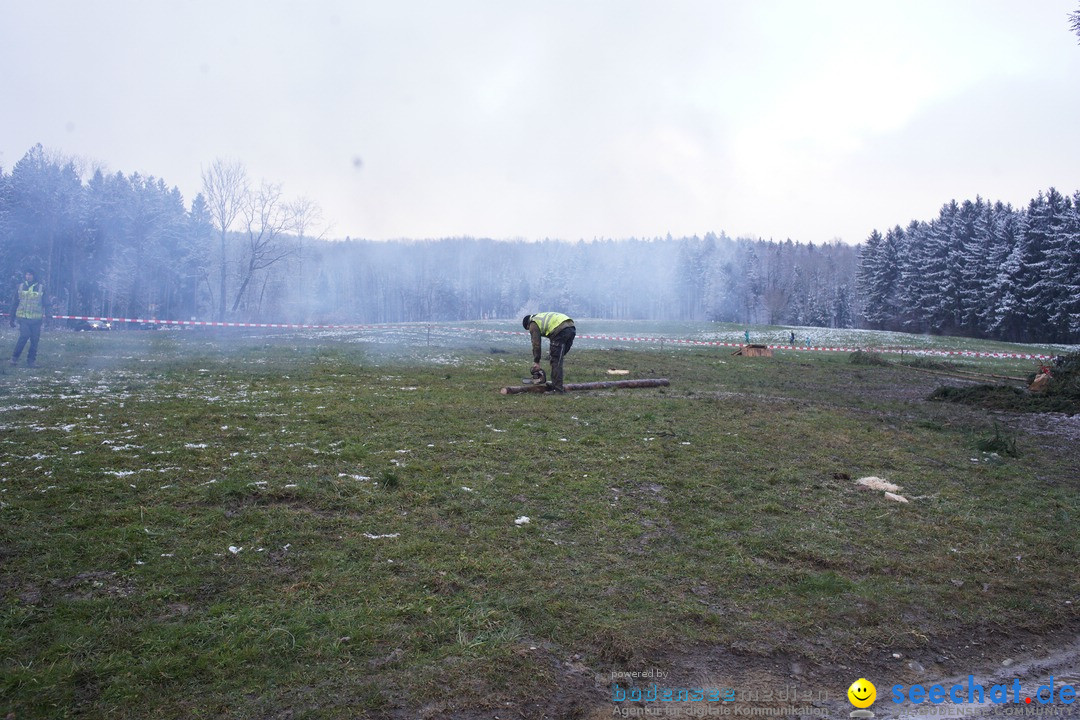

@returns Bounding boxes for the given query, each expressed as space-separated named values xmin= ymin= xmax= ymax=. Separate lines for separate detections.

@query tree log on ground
xmin=500 ymin=378 xmax=670 ymax=395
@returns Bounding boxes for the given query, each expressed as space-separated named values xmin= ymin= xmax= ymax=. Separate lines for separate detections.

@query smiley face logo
xmin=847 ymin=678 xmax=876 ymax=708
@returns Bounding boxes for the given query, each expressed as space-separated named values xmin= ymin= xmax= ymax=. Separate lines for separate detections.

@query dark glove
xmin=8 ymin=320 xmax=14 ymax=328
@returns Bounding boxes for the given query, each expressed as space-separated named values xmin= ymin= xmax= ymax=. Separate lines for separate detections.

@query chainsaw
xmin=521 ymin=367 xmax=547 ymax=385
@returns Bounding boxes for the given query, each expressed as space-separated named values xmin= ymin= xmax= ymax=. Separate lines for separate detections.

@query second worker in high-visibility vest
xmin=9 ymin=268 xmax=48 ymax=368
xmin=522 ymin=312 xmax=576 ymax=394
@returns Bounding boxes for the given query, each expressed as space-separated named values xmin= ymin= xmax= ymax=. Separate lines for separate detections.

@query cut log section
xmin=732 ymin=344 xmax=772 ymax=357
xmin=500 ymin=378 xmax=670 ymax=395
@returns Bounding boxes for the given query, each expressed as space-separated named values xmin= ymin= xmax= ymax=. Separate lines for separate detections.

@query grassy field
xmin=1 ymin=322 xmax=1078 ymax=719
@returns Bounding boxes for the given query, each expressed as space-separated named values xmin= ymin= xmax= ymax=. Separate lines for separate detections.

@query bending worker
xmin=522 ymin=312 xmax=576 ymax=394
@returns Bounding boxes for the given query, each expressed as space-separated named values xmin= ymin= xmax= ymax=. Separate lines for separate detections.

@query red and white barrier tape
xmin=51 ymin=314 xmax=402 ymax=330
xmin=45 ymin=315 xmax=1055 ymax=360
xmin=574 ymin=334 xmax=1054 ymax=360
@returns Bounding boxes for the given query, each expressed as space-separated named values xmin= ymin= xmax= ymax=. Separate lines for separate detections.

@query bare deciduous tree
xmin=231 ymin=181 xmax=295 ymax=314
xmin=288 ymin=196 xmax=326 ymax=244
xmin=201 ymin=158 xmax=248 ymax=319
xmin=287 ymin=196 xmax=327 ymax=317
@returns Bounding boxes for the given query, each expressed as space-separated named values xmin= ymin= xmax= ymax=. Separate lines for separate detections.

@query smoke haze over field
xmin=2 ymin=1 xmax=1079 ymax=244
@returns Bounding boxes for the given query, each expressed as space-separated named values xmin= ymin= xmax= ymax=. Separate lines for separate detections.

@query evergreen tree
xmin=1017 ymin=190 xmax=1067 ymax=341
xmin=1067 ymin=192 xmax=1080 ymax=340
xmin=986 ymin=210 xmax=1029 ymax=342
xmin=857 ymin=229 xmax=891 ymax=328
xmin=1044 ymin=191 xmax=1079 ymax=340
xmin=675 ymin=234 xmax=713 ymax=320
xmin=7 ymin=145 xmax=84 ymax=304
xmin=879 ymin=226 xmax=906 ymax=330
xmin=833 ymin=282 xmax=854 ymax=328
xmin=976 ymin=202 xmax=1021 ymax=339
xmin=929 ymin=200 xmax=962 ymax=333
xmin=896 ymin=219 xmax=933 ymax=332
xmin=0 ymin=164 xmax=12 ymax=273
xmin=185 ymin=193 xmax=215 ymax=318
xmin=951 ymin=197 xmax=984 ymax=336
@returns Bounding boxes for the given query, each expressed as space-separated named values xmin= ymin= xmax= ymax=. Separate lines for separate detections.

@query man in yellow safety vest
xmin=522 ymin=312 xmax=576 ymax=393
xmin=9 ymin=269 xmax=48 ymax=368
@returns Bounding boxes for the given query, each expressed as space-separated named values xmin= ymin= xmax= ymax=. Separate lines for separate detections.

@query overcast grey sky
xmin=2 ymin=0 xmax=1079 ymax=244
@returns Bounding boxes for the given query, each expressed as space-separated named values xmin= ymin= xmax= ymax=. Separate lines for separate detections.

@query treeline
xmin=1 ymin=144 xmax=1076 ymax=342
xmin=309 ymin=234 xmax=858 ymax=327
xmin=858 ymin=190 xmax=1080 ymax=344
xmin=0 ymin=144 xmax=859 ymax=329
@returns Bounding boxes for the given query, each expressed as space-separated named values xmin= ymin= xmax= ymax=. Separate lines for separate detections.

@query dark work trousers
xmin=548 ymin=326 xmax=576 ymax=390
xmin=12 ymin=318 xmax=42 ymax=365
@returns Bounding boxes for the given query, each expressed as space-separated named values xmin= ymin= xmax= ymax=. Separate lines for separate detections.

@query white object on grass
xmin=856 ymin=476 xmax=901 ymax=493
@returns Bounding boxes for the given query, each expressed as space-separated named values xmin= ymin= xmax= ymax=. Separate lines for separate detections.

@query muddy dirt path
xmin=573 ymin=633 xmax=1080 ymax=719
